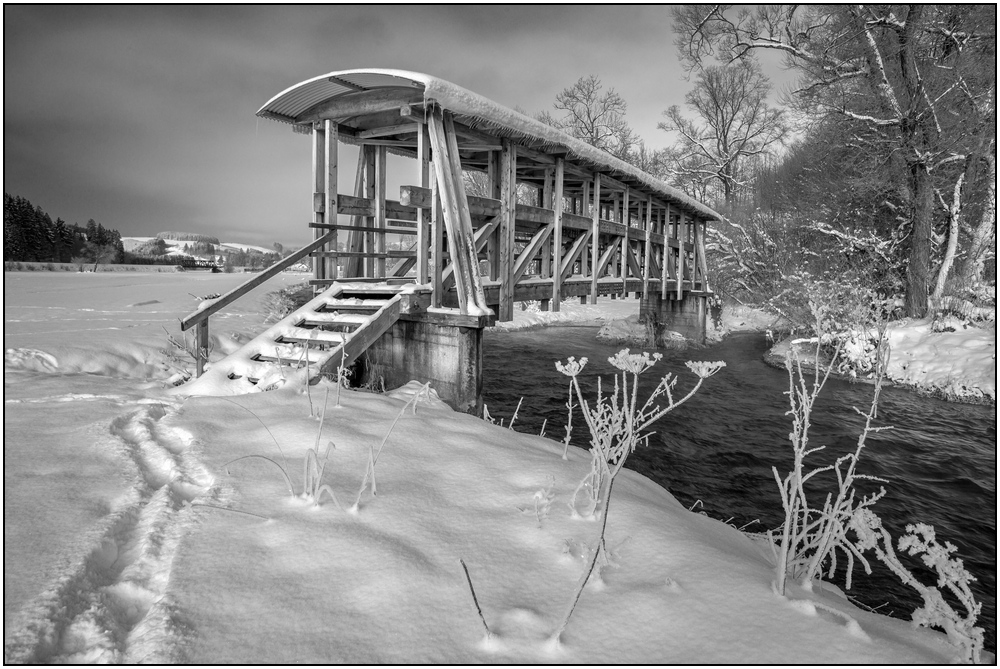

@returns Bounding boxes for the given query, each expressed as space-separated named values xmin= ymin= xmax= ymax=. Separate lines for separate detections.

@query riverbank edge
xmin=763 ymin=336 xmax=996 ymax=407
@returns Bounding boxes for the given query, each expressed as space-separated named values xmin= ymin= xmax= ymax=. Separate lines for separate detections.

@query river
xmin=483 ymin=326 xmax=996 ymax=654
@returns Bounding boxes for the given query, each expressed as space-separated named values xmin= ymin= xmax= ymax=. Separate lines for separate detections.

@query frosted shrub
xmin=556 ymin=350 xmax=725 ymax=519
xmin=771 ymin=342 xmax=890 ymax=596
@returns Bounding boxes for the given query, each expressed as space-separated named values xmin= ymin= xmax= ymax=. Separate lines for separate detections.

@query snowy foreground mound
xmin=150 ymin=381 xmax=960 ymax=663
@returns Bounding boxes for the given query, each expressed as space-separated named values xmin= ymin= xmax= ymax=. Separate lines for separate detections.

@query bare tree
xmin=673 ymin=4 xmax=997 ymax=317
xmin=659 ymin=59 xmax=787 ymax=205
xmin=549 ymin=75 xmax=638 ymax=163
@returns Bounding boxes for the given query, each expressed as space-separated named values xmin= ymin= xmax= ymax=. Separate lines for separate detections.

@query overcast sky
xmin=4 ymin=5 xmax=793 ymax=248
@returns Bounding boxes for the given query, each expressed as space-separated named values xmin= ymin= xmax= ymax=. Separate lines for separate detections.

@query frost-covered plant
xmin=221 ymin=391 xmax=340 ymax=507
xmin=770 ymin=337 xmax=891 ymax=596
xmin=556 ymin=350 xmax=725 ymax=519
xmin=849 ymin=512 xmax=984 ymax=664
xmin=548 ymin=352 xmax=723 ymax=645
xmin=349 ymin=382 xmax=431 ymax=513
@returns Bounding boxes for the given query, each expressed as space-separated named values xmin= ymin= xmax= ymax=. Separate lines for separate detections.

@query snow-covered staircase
xmin=177 ymin=282 xmax=430 ymax=395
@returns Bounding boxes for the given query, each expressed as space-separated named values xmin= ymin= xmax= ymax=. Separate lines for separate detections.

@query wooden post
xmin=541 ymin=167 xmax=553 ymax=279
xmin=498 ymin=138 xmax=517 ymax=320
xmin=363 ymin=146 xmax=376 ymax=277
xmin=374 ymin=146 xmax=387 ymax=278
xmin=589 ymin=174 xmax=601 ymax=304
xmin=552 ymin=158 xmax=564 ymax=312
xmin=620 ymin=186 xmax=629 ymax=296
xmin=416 ymin=121 xmax=430 ymax=285
xmin=580 ymin=180 xmax=590 ymax=278
xmin=312 ymin=123 xmax=327 ymax=284
xmin=699 ymin=218 xmax=710 ymax=292
xmin=487 ymin=153 xmax=501 ymax=281
xmin=431 ymin=168 xmax=444 ymax=307
xmin=677 ymin=212 xmax=686 ymax=300
xmin=442 ymin=112 xmax=487 ymax=309
xmin=661 ymin=206 xmax=669 ymax=300
xmin=324 ymin=120 xmax=338 ymax=281
xmin=196 ymin=319 xmax=208 ymax=377
xmin=643 ymin=194 xmax=652 ymax=300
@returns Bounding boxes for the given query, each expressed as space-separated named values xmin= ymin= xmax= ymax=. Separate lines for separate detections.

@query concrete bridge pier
xmin=360 ymin=313 xmax=488 ymax=415
xmin=639 ymin=293 xmax=708 ymax=344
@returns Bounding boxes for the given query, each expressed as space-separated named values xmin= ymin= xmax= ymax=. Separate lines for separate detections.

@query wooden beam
xmin=677 ymin=213 xmax=686 ymax=300
xmin=357 ymin=123 xmax=420 ymax=139
xmin=560 ymin=230 xmax=591 ymax=282
xmin=661 ymin=206 xmax=669 ymax=300
xmin=541 ymin=167 xmax=553 ymax=278
xmin=427 ymin=109 xmax=471 ymax=313
xmin=442 ymin=111 xmax=488 ymax=310
xmin=512 ymin=225 xmax=552 ymax=286
xmin=296 ymin=88 xmax=424 ymax=124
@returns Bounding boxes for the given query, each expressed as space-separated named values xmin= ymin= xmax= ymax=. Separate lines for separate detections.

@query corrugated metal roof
xmin=258 ymin=69 xmax=721 ymax=220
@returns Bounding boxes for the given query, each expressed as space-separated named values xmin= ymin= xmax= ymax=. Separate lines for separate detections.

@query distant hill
xmin=155 ymin=231 xmax=221 ymax=245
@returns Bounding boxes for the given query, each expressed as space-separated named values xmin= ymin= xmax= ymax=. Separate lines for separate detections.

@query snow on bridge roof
xmin=257 ymin=69 xmax=722 ymax=221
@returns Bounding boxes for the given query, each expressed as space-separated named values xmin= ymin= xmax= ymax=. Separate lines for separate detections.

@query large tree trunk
xmin=932 ymin=170 xmax=966 ymax=300
xmin=904 ymin=162 xmax=933 ymax=318
xmin=960 ymin=152 xmax=997 ymax=288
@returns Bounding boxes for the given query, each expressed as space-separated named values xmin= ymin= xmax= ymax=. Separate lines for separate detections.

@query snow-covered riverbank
xmin=3 ymin=274 xmax=992 ymax=663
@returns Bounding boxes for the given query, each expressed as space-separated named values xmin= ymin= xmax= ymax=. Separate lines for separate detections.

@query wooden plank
xmin=400 ymin=185 xmax=500 ymax=218
xmin=697 ymin=218 xmax=710 ymax=292
xmin=296 ymin=88 xmax=424 ymax=124
xmin=310 ymin=223 xmax=416 ymax=234
xmin=335 ymin=194 xmax=418 ymax=222
xmin=363 ymin=146 xmax=376 ymax=277
xmin=181 ymin=233 xmax=336 ymax=331
xmin=314 ymin=251 xmax=415 ymax=259
xmin=620 ymin=187 xmax=630 ymax=295
xmin=498 ymin=138 xmax=516 ymax=321
xmin=431 ymin=172 xmax=444 ymax=307
xmin=595 ymin=241 xmax=618 ymax=278
xmin=487 ymin=152 xmax=501 ymax=281
xmin=589 ymin=174 xmax=601 ymax=305
xmin=551 ymin=158 xmax=564 ymax=312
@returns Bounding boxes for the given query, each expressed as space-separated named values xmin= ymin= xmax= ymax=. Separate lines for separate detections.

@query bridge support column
xmin=639 ymin=292 xmax=708 ymax=344
xmin=362 ymin=313 xmax=486 ymax=415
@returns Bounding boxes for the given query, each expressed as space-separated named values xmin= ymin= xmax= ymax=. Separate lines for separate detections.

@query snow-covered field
xmin=3 ymin=272 xmax=989 ymax=663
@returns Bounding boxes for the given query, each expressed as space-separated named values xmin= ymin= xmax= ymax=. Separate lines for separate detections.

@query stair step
xmin=276 ymin=331 xmax=348 ymax=346
xmin=297 ymin=318 xmax=362 ymax=332
xmin=318 ymin=302 xmax=385 ymax=315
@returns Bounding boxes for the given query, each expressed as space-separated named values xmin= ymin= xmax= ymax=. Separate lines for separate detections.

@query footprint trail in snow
xmin=3 ymin=400 xmax=214 ymax=664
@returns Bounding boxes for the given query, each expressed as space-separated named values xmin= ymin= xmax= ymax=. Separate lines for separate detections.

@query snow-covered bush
xmin=768 ymin=270 xmax=895 ymax=379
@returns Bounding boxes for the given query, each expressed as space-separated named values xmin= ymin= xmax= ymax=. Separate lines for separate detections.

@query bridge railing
xmin=178 ymin=233 xmax=334 ymax=376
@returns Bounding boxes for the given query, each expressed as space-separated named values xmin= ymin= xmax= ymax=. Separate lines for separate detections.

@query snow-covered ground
xmin=3 ymin=274 xmax=990 ymax=663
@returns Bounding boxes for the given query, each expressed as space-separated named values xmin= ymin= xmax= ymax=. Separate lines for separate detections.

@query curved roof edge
xmin=258 ymin=69 xmax=722 ymax=221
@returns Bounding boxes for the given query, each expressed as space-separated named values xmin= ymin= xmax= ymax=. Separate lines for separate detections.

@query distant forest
xmin=3 ymin=193 xmax=125 ymax=264
xmin=3 ymin=193 xmax=283 ymax=269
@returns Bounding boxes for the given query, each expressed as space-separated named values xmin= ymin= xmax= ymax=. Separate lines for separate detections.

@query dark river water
xmin=483 ymin=326 xmax=996 ymax=654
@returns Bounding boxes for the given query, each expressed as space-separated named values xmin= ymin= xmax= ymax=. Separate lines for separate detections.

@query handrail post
xmin=196 ymin=319 xmax=208 ymax=377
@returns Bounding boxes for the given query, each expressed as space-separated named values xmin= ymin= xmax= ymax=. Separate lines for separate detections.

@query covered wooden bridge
xmin=178 ymin=69 xmax=721 ymax=411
